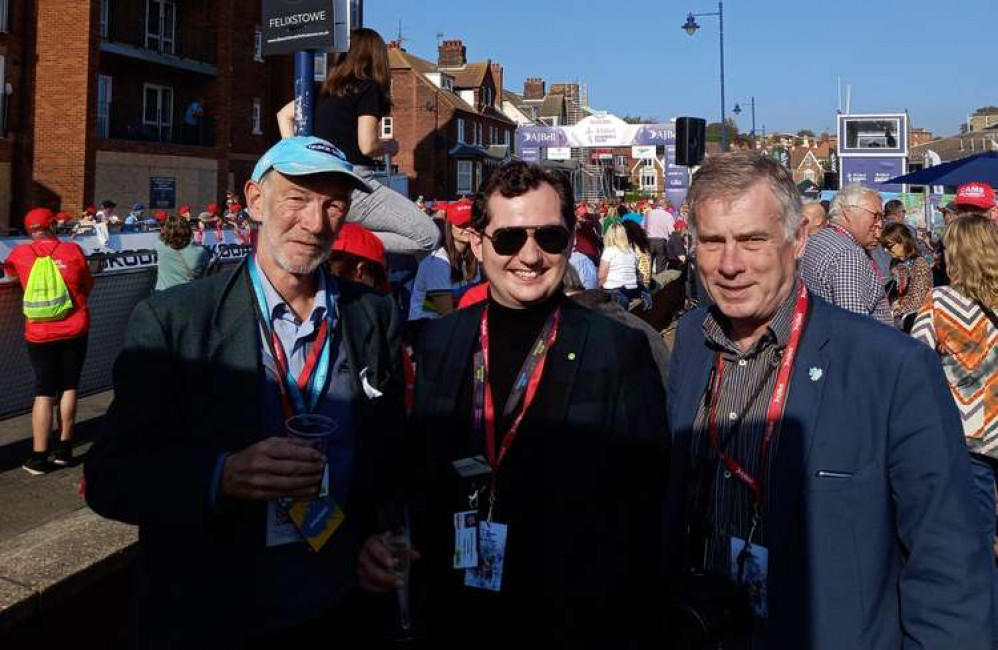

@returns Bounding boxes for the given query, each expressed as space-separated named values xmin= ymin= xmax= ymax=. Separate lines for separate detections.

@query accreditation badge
xmin=453 ymin=510 xmax=479 ymax=569
xmin=730 ymin=537 xmax=769 ymax=619
xmin=464 ymin=521 xmax=507 ymax=592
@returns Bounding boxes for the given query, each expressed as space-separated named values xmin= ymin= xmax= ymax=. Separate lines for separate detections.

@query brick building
xmin=4 ymin=0 xmax=293 ymax=233
xmin=387 ymin=39 xmax=516 ymax=200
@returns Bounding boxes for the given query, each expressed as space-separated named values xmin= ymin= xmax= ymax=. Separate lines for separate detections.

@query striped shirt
xmin=800 ymin=225 xmax=893 ymax=326
xmin=689 ymin=280 xmax=800 ymax=578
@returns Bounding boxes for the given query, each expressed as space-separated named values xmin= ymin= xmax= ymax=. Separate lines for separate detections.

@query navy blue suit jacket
xmin=667 ymin=294 xmax=990 ymax=649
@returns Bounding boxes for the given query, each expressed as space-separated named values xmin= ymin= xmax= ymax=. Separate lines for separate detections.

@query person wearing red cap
xmin=2 ymin=208 xmax=93 ymax=474
xmin=407 ymin=199 xmax=482 ymax=335
xmin=329 ymin=222 xmax=389 ymax=291
xmin=933 ymin=182 xmax=998 ymax=285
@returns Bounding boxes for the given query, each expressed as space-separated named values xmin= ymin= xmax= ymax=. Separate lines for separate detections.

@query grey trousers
xmin=349 ymin=166 xmax=440 ymax=256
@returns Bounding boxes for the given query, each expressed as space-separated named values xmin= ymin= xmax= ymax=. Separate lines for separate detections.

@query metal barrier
xmin=0 ymin=268 xmax=156 ymax=419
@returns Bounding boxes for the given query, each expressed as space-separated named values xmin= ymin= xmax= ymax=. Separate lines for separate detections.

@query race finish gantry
xmin=515 ymin=112 xmax=689 ymax=205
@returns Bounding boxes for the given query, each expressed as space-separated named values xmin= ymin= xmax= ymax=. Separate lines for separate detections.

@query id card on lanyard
xmin=248 ymin=258 xmax=344 ymax=551
xmin=462 ymin=304 xmax=561 ymax=592
xmin=706 ymin=283 xmax=809 ymax=616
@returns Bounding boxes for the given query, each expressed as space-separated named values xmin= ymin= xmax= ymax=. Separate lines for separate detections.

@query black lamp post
xmin=682 ymin=2 xmax=727 ymax=151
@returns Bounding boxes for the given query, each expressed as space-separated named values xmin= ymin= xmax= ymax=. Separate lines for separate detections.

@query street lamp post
xmin=733 ymin=96 xmax=756 ymax=149
xmin=682 ymin=2 xmax=727 ymax=151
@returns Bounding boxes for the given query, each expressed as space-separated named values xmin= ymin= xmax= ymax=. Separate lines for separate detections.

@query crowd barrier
xmin=0 ymin=251 xmax=245 ymax=419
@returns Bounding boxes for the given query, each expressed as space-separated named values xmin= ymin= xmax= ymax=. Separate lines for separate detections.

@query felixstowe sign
xmin=261 ymin=0 xmax=336 ymax=56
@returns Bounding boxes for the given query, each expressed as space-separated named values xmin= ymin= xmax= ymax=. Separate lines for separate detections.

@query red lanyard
xmin=707 ymin=283 xmax=809 ymax=514
xmin=268 ymin=318 xmax=329 ymax=419
xmin=473 ymin=306 xmax=561 ymax=473
xmin=830 ymin=224 xmax=883 ymax=281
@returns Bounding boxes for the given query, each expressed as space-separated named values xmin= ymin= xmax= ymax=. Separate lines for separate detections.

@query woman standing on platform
xmin=277 ymin=28 xmax=438 ymax=256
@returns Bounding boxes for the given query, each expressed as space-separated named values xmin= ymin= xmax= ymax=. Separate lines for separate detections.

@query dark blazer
xmin=668 ymin=294 xmax=991 ymax=649
xmin=411 ymin=297 xmax=671 ymax=647
xmin=84 ymin=260 xmax=406 ymax=646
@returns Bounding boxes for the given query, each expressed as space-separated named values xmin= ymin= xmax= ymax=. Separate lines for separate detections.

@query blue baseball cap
xmin=251 ymin=136 xmax=371 ymax=192
xmin=132 ymin=203 xmax=145 ymax=211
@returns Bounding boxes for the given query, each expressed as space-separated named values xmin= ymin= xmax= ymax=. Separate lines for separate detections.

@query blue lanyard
xmin=247 ymin=257 xmax=337 ymax=414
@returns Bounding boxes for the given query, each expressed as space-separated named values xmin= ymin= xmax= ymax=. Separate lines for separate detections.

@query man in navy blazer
xmin=668 ymin=152 xmax=990 ymax=648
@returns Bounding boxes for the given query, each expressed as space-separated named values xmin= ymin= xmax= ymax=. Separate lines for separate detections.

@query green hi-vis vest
xmin=22 ymin=243 xmax=73 ymax=322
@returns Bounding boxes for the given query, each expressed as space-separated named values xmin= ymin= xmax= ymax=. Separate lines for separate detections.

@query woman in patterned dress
xmin=911 ymin=214 xmax=998 ymax=627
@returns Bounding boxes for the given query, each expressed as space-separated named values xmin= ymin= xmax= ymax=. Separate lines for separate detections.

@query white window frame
xmin=640 ymin=167 xmax=657 ymax=192
xmin=314 ymin=52 xmax=328 ymax=82
xmin=504 ymin=130 xmax=511 ymax=146
xmin=457 ymin=118 xmax=465 ymax=144
xmin=380 ymin=116 xmax=393 ymax=139
xmin=804 ymin=169 xmax=817 ymax=183
xmin=142 ymin=82 xmax=173 ymax=140
xmin=97 ymin=73 xmax=113 ymax=139
xmin=254 ymin=28 xmax=264 ymax=63
xmin=252 ymin=98 xmax=262 ymax=135
xmin=457 ymin=160 xmax=473 ymax=194
xmin=145 ymin=0 xmax=176 ymax=54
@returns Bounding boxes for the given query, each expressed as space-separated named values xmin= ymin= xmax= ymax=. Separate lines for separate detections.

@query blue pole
xmin=294 ymin=51 xmax=315 ymax=136
xmin=718 ymin=1 xmax=726 ymax=152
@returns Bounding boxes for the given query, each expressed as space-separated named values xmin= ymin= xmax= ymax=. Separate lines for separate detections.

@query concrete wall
xmin=93 ymin=151 xmax=217 ymax=211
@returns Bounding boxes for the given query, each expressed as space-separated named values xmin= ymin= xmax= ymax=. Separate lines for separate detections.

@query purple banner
xmin=840 ymin=157 xmax=906 ymax=193
xmin=665 ymin=144 xmax=688 ymax=208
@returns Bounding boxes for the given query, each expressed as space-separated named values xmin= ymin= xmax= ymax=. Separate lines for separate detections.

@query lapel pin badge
xmin=808 ymin=367 xmax=823 ymax=382
xmin=567 ymin=353 xmax=576 ymax=361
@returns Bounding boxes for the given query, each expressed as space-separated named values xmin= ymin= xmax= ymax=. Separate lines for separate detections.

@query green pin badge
xmin=568 ymin=353 xmax=576 ymax=361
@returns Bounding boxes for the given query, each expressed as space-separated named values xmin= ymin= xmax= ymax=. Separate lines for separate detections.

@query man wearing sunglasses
xmin=404 ymin=161 xmax=671 ymax=646
xmin=799 ymin=184 xmax=894 ymax=326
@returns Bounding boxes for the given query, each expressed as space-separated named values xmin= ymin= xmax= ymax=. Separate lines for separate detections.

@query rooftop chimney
xmin=490 ymin=63 xmax=503 ymax=104
xmin=524 ymin=77 xmax=545 ymax=100
xmin=438 ymin=39 xmax=467 ymax=68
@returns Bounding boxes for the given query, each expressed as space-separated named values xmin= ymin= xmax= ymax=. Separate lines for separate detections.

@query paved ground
xmin=0 ymin=391 xmax=132 ymax=649
xmin=0 ymin=392 xmax=112 ymax=543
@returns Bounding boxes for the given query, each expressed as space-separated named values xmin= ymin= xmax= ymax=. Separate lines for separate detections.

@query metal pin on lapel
xmin=567 ymin=353 xmax=576 ymax=361
xmin=809 ymin=367 xmax=823 ymax=382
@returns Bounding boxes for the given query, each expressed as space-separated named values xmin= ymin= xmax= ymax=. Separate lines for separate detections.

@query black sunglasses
xmin=482 ymin=225 xmax=571 ymax=256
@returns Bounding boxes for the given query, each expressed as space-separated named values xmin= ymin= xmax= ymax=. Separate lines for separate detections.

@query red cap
xmin=24 ymin=208 xmax=55 ymax=232
xmin=332 ymin=223 xmax=386 ymax=266
xmin=446 ymin=201 xmax=473 ymax=227
xmin=85 ymin=205 xmax=97 ymax=215
xmin=55 ymin=211 xmax=71 ymax=222
xmin=575 ymin=204 xmax=588 ymax=217
xmin=954 ymin=182 xmax=996 ymax=211
xmin=178 ymin=204 xmax=191 ymax=215
xmin=229 ymin=202 xmax=242 ymax=212
xmin=154 ymin=210 xmax=168 ymax=221
xmin=206 ymin=203 xmax=219 ymax=215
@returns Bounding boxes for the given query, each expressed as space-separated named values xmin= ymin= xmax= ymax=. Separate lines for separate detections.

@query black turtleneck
xmin=485 ymin=292 xmax=561 ymax=431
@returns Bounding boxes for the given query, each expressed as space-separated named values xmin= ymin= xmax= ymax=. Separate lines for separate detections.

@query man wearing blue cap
xmin=85 ymin=137 xmax=408 ymax=647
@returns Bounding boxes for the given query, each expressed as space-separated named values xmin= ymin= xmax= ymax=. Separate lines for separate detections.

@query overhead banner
xmin=516 ymin=114 xmax=676 ymax=163
xmin=261 ymin=0 xmax=337 ymax=56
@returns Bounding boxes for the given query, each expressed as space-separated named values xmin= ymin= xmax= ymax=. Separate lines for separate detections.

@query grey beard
xmin=271 ymin=244 xmax=330 ymax=276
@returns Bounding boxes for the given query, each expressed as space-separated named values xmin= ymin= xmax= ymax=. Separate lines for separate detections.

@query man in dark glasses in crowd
xmin=358 ymin=161 xmax=671 ymax=646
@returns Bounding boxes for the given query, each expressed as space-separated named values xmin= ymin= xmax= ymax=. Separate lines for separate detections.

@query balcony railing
xmin=102 ymin=21 xmax=217 ymax=71
xmin=101 ymin=116 xmax=216 ymax=148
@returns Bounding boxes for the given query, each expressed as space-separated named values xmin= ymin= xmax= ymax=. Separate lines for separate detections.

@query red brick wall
xmin=32 ymin=0 xmax=98 ymax=212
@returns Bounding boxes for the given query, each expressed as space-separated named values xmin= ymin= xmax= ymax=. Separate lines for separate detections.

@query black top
xmin=313 ymin=80 xmax=388 ymax=167
xmin=485 ymin=293 xmax=561 ymax=434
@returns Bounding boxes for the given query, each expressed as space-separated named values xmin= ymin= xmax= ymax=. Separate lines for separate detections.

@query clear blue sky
xmin=366 ymin=0 xmax=996 ymax=137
